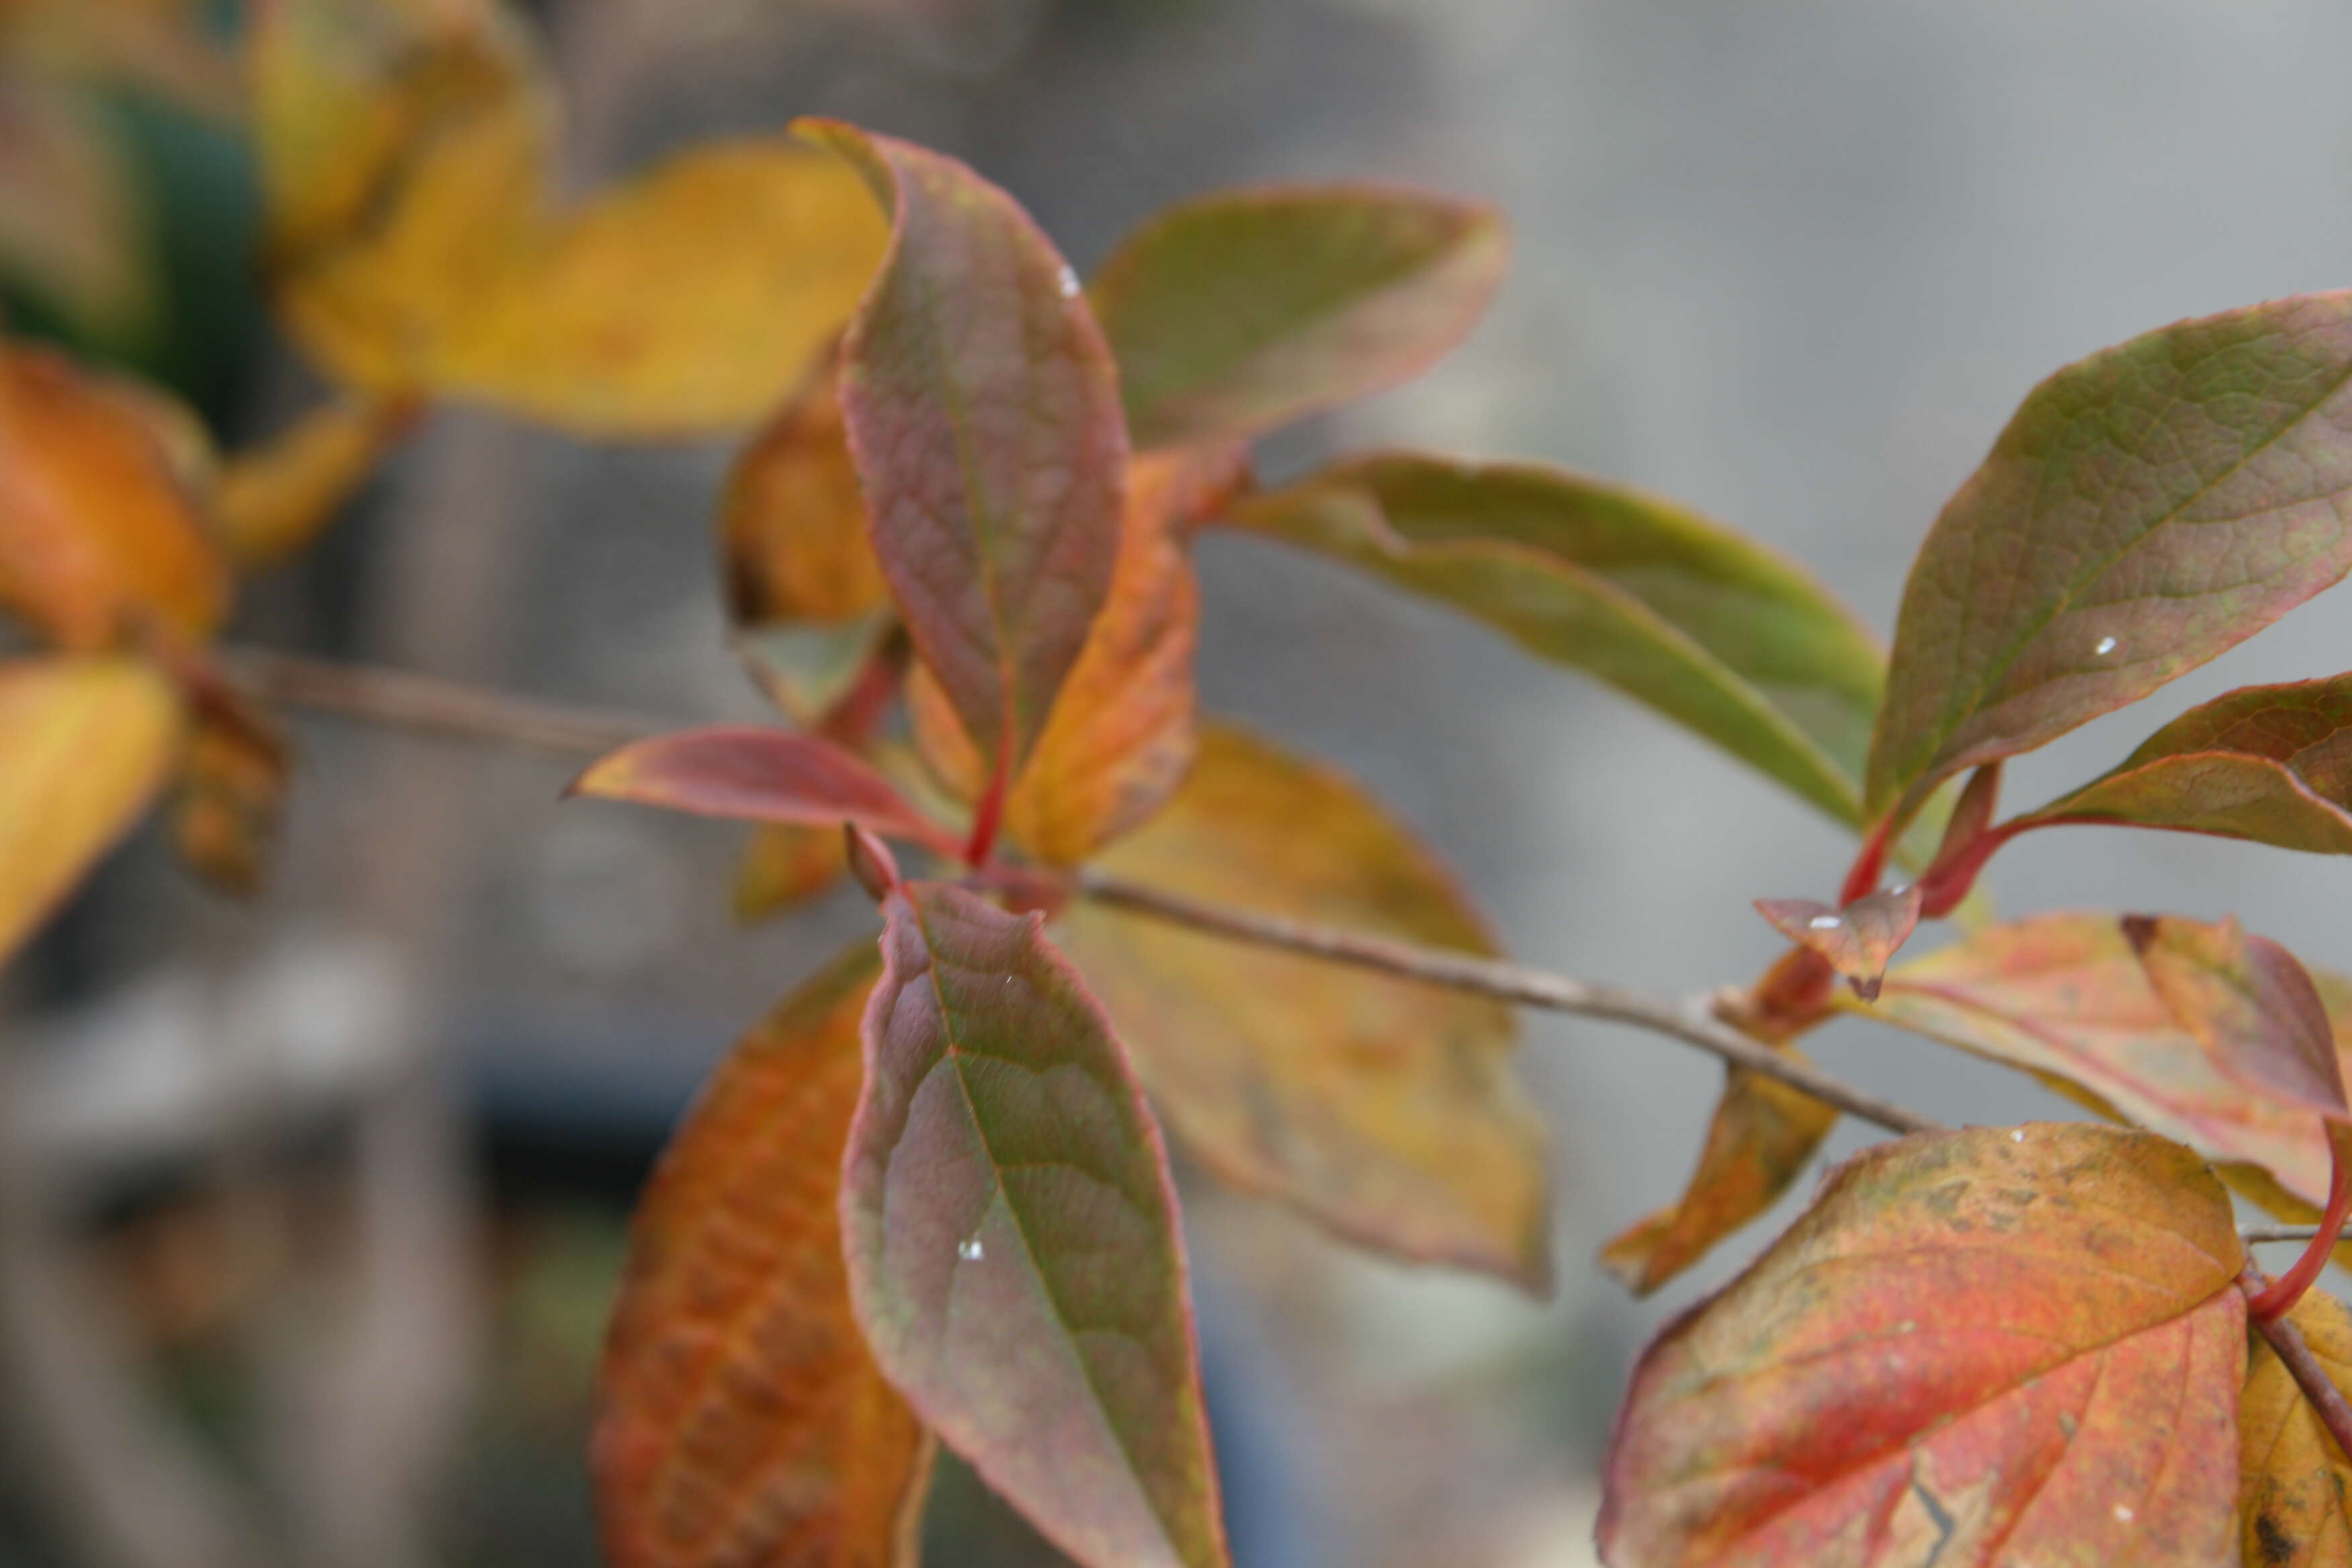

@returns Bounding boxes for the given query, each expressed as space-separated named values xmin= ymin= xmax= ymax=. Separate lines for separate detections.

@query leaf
xmin=0 ymin=655 xmax=183 ymax=965
xmin=1599 ymin=1122 xmax=2247 ymax=1567
xmin=2021 ymin=677 xmax=2352 ymax=854
xmin=2125 ymin=913 xmax=2349 ymax=1122
xmin=1600 ymin=1063 xmax=1837 ymax=1295
xmin=1867 ymin=912 xmax=2352 ymax=1207
xmin=252 ymin=0 xmax=885 ymax=434
xmin=571 ymin=728 xmax=955 ymax=854
xmin=1866 ymin=292 xmax=2352 ymax=833
xmin=737 ymin=616 xmax=899 ymax=732
xmin=721 ymin=366 xmax=891 ymax=627
xmin=217 ymin=393 xmax=418 ymax=568
xmin=1226 ymin=452 xmax=1883 ymax=823
xmin=0 ymin=344 xmax=226 ymax=650
xmin=2241 ymin=1289 xmax=2352 ymax=1568
xmin=1754 ymin=884 xmax=1924 ymax=1001
xmin=170 ymin=696 xmax=290 ymax=898
xmin=796 ymin=117 xmax=1127 ymax=783
xmin=1090 ymin=187 xmax=1507 ymax=448
xmin=0 ymin=79 xmax=154 ymax=342
xmin=1057 ymin=724 xmax=1549 ymax=1287
xmin=732 ymin=823 xmax=846 ymax=924
xmin=844 ymin=882 xmax=1228 ymax=1568
xmin=593 ymin=944 xmax=930 ymax=1568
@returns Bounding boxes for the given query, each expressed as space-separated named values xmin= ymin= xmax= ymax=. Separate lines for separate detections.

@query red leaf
xmin=570 ymin=726 xmax=954 ymax=854
xmin=844 ymin=883 xmax=1228 ymax=1568
xmin=1753 ymin=883 xmax=1924 ymax=1001
xmin=796 ymin=119 xmax=1126 ymax=783
xmin=2125 ymin=914 xmax=2349 ymax=1123
xmin=1601 ymin=1123 xmax=2247 ymax=1567
xmin=594 ymin=945 xmax=929 ymax=1568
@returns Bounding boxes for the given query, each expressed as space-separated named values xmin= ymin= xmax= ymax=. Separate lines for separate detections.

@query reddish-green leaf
xmin=1226 ymin=452 xmax=1883 ymax=824
xmin=1090 ymin=188 xmax=1506 ymax=448
xmin=1755 ymin=883 xmax=1923 ymax=1001
xmin=2021 ymin=676 xmax=2352 ymax=853
xmin=2241 ymin=1289 xmax=2352 ymax=1568
xmin=1600 ymin=1063 xmax=1836 ymax=1295
xmin=844 ymin=882 xmax=1228 ymax=1568
xmin=796 ymin=118 xmax=1126 ymax=783
xmin=1868 ymin=913 xmax=2352 ymax=1207
xmin=2126 ymin=914 xmax=2349 ymax=1122
xmin=1057 ymin=724 xmax=1549 ymax=1288
xmin=0 ymin=654 xmax=183 ymax=965
xmin=1601 ymin=1122 xmax=2247 ymax=1567
xmin=595 ymin=944 xmax=930 ymax=1568
xmin=571 ymin=728 xmax=954 ymax=854
xmin=1866 ymin=293 xmax=2352 ymax=832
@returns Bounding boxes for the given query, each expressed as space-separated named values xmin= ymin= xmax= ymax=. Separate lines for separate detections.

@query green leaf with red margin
xmin=1865 ymin=293 xmax=2352 ymax=836
xmin=1865 ymin=913 xmax=2352 ymax=1208
xmin=1600 ymin=1063 xmax=1837 ymax=1295
xmin=0 ymin=655 xmax=184 ymax=965
xmin=1600 ymin=1122 xmax=2247 ymax=1567
xmin=1755 ymin=883 xmax=1924 ymax=1001
xmin=2241 ymin=1288 xmax=2352 ymax=1568
xmin=1089 ymin=188 xmax=1506 ymax=448
xmin=2020 ymin=677 xmax=2352 ymax=853
xmin=569 ymin=728 xmax=955 ymax=855
xmin=594 ymin=943 xmax=930 ymax=1568
xmin=1226 ymin=452 xmax=1883 ymax=824
xmin=1057 ymin=724 xmax=1549 ymax=1289
xmin=796 ymin=118 xmax=1126 ymax=786
xmin=844 ymin=881 xmax=1228 ymax=1568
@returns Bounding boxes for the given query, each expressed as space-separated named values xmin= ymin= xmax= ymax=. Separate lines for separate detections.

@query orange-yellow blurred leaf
xmin=2241 ymin=1289 xmax=2352 ymax=1568
xmin=594 ymin=943 xmax=930 ymax=1568
xmin=732 ymin=822 xmax=845 ymax=924
xmin=1600 ymin=1122 xmax=2246 ymax=1567
xmin=1754 ymin=882 xmax=1922 ymax=1001
xmin=1058 ymin=724 xmax=1549 ymax=1288
xmin=0 ymin=654 xmax=182 ymax=964
xmin=0 ymin=343 xmax=225 ymax=648
xmin=217 ymin=393 xmax=418 ymax=567
xmin=1599 ymin=1063 xmax=1835 ymax=1295
xmin=720 ymin=365 xmax=888 ymax=626
xmin=170 ymin=695 xmax=289 ymax=897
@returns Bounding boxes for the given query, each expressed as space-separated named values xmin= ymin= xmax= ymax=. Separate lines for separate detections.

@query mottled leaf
xmin=1091 ymin=187 xmax=1506 ymax=447
xmin=1868 ymin=913 xmax=2352 ymax=1206
xmin=2022 ymin=677 xmax=2352 ymax=854
xmin=1228 ymin=452 xmax=1883 ymax=823
xmin=217 ymin=393 xmax=418 ymax=567
xmin=170 ymin=695 xmax=289 ymax=898
xmin=1600 ymin=1062 xmax=1836 ymax=1295
xmin=2126 ymin=914 xmax=2348 ymax=1122
xmin=2241 ymin=1289 xmax=2352 ymax=1568
xmin=0 ymin=655 xmax=183 ymax=965
xmin=733 ymin=823 xmax=846 ymax=924
xmin=1057 ymin=724 xmax=1549 ymax=1287
xmin=1600 ymin=1122 xmax=2246 ymax=1567
xmin=722 ymin=366 xmax=890 ymax=627
xmin=845 ymin=882 xmax=1228 ymax=1568
xmin=594 ymin=944 xmax=930 ymax=1568
xmin=0 ymin=344 xmax=225 ymax=649
xmin=1867 ymin=293 xmax=2352 ymax=832
xmin=571 ymin=728 xmax=954 ymax=854
xmin=1755 ymin=883 xmax=1923 ymax=1001
xmin=797 ymin=118 xmax=1126 ymax=782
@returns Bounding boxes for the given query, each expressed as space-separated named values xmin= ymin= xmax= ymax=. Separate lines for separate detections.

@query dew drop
xmin=958 ymin=1237 xmax=985 ymax=1262
xmin=1057 ymin=265 xmax=1080 ymax=299
xmin=1808 ymin=914 xmax=1842 ymax=930
xmin=2094 ymin=636 xmax=2118 ymax=656
xmin=2010 ymin=1129 xmax=2026 ymax=1142
xmin=2112 ymin=1504 xmax=2135 ymax=1524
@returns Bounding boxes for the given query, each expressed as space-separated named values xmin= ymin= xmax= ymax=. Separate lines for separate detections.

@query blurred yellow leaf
xmin=253 ymin=0 xmax=887 ymax=434
xmin=1059 ymin=724 xmax=1550 ymax=1289
xmin=0 ymin=342 xmax=226 ymax=649
xmin=732 ymin=822 xmax=844 ymax=924
xmin=0 ymin=654 xmax=183 ymax=964
xmin=217 ymin=393 xmax=418 ymax=567
xmin=720 ymin=363 xmax=887 ymax=626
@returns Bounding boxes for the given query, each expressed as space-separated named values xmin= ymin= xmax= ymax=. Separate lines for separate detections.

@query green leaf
xmin=1866 ymin=292 xmax=2352 ymax=832
xmin=1091 ymin=188 xmax=1506 ymax=448
xmin=1227 ymin=452 xmax=1884 ymax=822
xmin=844 ymin=882 xmax=1228 ymax=1568
xmin=796 ymin=119 xmax=1127 ymax=783
xmin=2022 ymin=676 xmax=2352 ymax=852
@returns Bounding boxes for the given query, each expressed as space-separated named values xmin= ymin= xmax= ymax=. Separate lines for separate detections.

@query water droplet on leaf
xmin=958 ymin=1237 xmax=985 ymax=1262
xmin=1808 ymin=914 xmax=1842 ymax=930
xmin=2094 ymin=635 xmax=2118 ymax=655
xmin=1057 ymin=265 xmax=1079 ymax=299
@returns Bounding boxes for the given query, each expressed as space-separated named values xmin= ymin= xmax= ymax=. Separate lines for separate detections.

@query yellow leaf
xmin=720 ymin=364 xmax=888 ymax=625
xmin=0 ymin=654 xmax=183 ymax=965
xmin=217 ymin=393 xmax=419 ymax=567
xmin=1059 ymin=724 xmax=1550 ymax=1289
xmin=2241 ymin=1290 xmax=2352 ymax=1568
xmin=732 ymin=822 xmax=844 ymax=924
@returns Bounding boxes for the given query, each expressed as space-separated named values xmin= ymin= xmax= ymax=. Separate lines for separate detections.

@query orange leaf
xmin=720 ymin=364 xmax=889 ymax=627
xmin=732 ymin=822 xmax=846 ymax=924
xmin=594 ymin=944 xmax=930 ymax=1568
xmin=170 ymin=693 xmax=289 ymax=898
xmin=2241 ymin=1289 xmax=2352 ymax=1568
xmin=0 ymin=344 xmax=225 ymax=650
xmin=571 ymin=728 xmax=954 ymax=855
xmin=1600 ymin=1122 xmax=2246 ymax=1567
xmin=1753 ymin=882 xmax=1923 ymax=1001
xmin=1058 ymin=724 xmax=1549 ymax=1288
xmin=217 ymin=393 xmax=418 ymax=568
xmin=0 ymin=654 xmax=183 ymax=965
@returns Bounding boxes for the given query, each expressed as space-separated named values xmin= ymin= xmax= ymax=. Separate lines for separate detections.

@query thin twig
xmin=2244 ymin=1263 xmax=2352 ymax=1461
xmin=224 ymin=646 xmax=656 ymax=758
xmin=2245 ymin=1223 xmax=2334 ymax=1244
